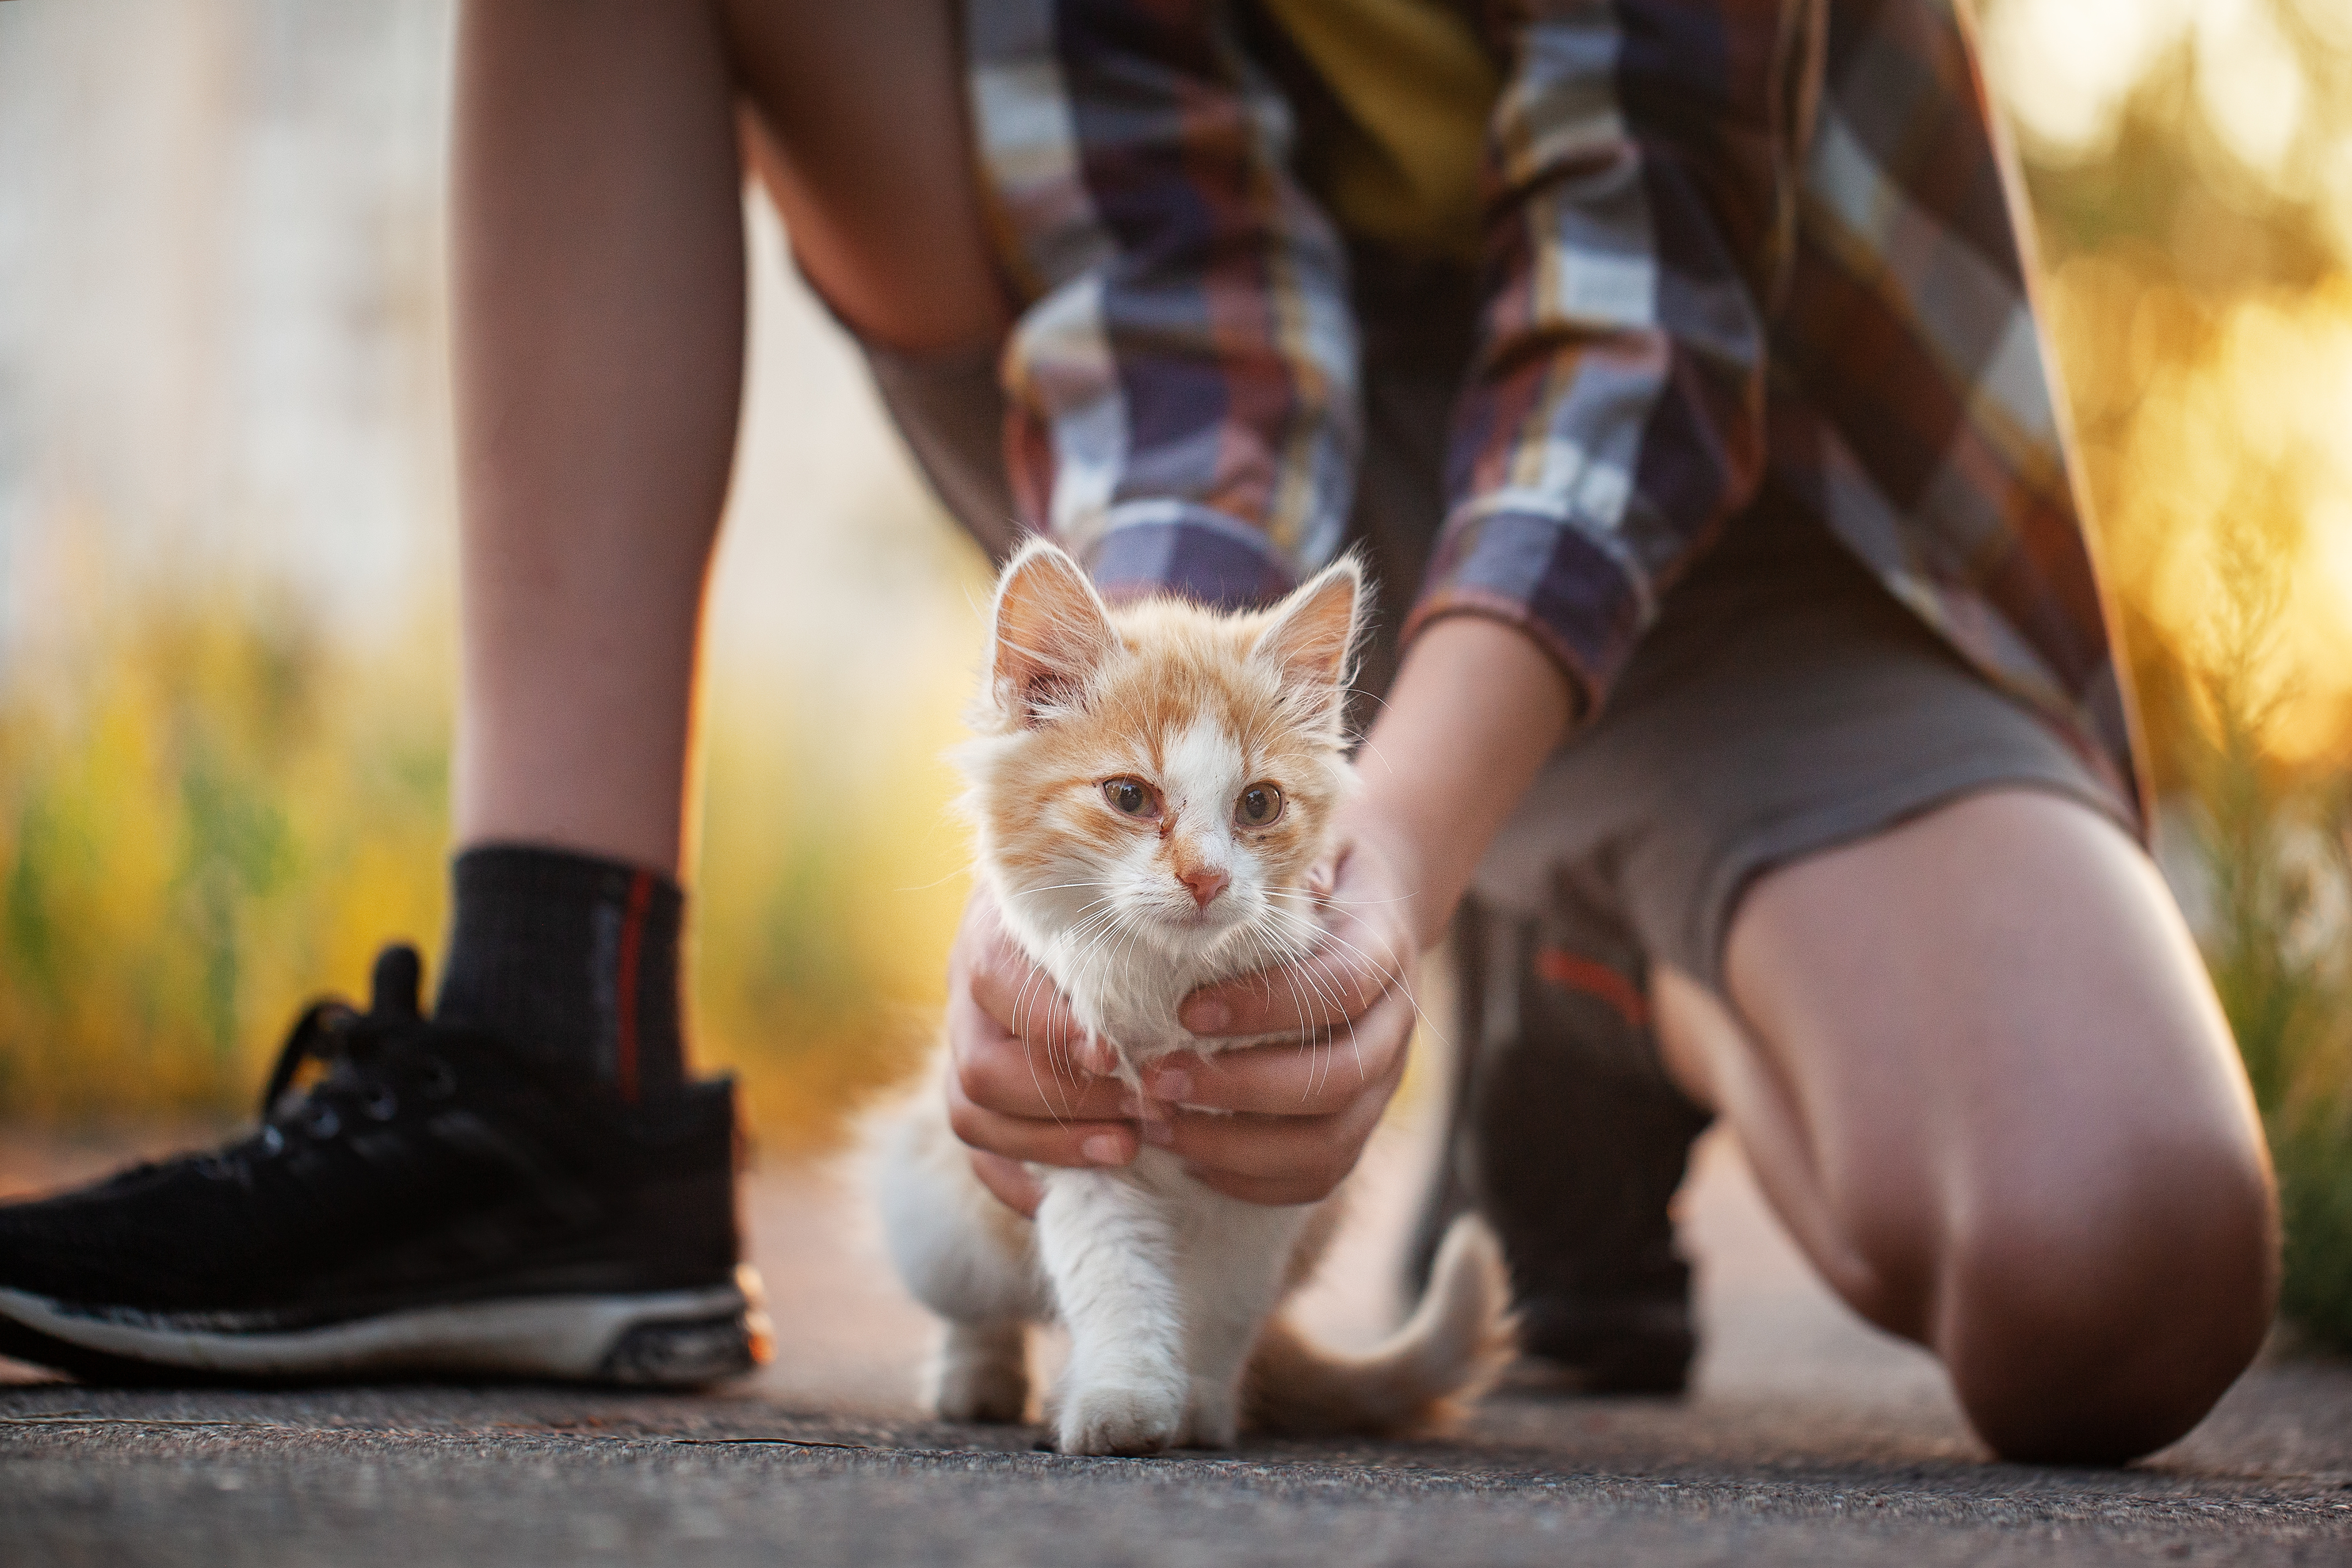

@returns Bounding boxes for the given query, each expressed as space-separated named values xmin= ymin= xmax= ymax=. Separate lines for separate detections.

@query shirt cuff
xmin=1402 ymin=509 xmax=1646 ymax=720
xmin=1076 ymin=503 xmax=1299 ymax=613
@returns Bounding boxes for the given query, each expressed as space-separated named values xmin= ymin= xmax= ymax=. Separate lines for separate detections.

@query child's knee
xmin=1934 ymin=1128 xmax=2277 ymax=1464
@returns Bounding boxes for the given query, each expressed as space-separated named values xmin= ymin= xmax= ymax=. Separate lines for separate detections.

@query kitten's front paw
xmin=934 ymin=1357 xmax=1029 ymax=1424
xmin=1057 ymin=1384 xmax=1184 ymax=1457
xmin=1180 ymin=1396 xmax=1238 ymax=1451
xmin=930 ymin=1321 xmax=1031 ymax=1424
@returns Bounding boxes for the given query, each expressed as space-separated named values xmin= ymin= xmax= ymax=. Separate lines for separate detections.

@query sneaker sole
xmin=0 ymin=1264 xmax=773 ymax=1388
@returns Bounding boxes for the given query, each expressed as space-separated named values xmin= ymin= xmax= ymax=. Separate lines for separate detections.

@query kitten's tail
xmin=1243 ymin=1214 xmax=1516 ymax=1439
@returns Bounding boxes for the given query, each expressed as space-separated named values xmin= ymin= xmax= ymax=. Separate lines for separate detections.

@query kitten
xmin=873 ymin=539 xmax=1510 ymax=1457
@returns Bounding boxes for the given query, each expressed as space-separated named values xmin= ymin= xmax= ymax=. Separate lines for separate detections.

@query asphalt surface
xmin=3 ymin=1112 xmax=2348 ymax=1567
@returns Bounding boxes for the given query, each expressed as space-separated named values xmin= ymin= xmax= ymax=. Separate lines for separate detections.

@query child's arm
xmin=968 ymin=1 xmax=1359 ymax=609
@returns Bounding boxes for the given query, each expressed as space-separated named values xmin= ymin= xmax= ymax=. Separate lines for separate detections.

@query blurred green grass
xmin=2171 ymin=525 xmax=2352 ymax=1353
xmin=0 ymin=581 xmax=977 ymax=1149
xmin=0 ymin=593 xmax=451 ymax=1123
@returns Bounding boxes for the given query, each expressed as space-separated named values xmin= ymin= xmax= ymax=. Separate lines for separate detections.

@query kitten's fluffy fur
xmin=873 ymin=540 xmax=1510 ymax=1457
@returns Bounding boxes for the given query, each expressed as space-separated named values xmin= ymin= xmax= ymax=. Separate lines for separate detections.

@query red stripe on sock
xmin=1533 ymin=947 xmax=1652 ymax=1033
xmin=613 ymin=872 xmax=653 ymax=1105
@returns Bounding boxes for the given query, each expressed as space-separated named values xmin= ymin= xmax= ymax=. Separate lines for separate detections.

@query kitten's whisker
xmin=1010 ymin=905 xmax=1121 ymax=1121
xmin=1009 ymin=965 xmax=1073 ymax=1126
xmin=1285 ymin=955 xmax=1356 ymax=1098
xmin=1277 ymin=966 xmax=1316 ymax=1096
xmin=1263 ymin=888 xmax=1414 ymax=910
xmin=1045 ymin=914 xmax=1125 ymax=1075
xmin=1254 ymin=905 xmax=1450 ymax=1062
xmin=1052 ymin=904 xmax=1139 ymax=1081
xmin=1351 ymin=732 xmax=1399 ymax=780
xmin=1277 ymin=966 xmax=1334 ymax=1104
xmin=1103 ymin=920 xmax=1155 ymax=1059
xmin=889 ymin=867 xmax=980 ymax=894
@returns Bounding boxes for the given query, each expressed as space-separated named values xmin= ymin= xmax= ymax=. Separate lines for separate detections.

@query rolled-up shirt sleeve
xmin=967 ymin=0 xmax=1361 ymax=611
xmin=1408 ymin=0 xmax=1802 ymax=713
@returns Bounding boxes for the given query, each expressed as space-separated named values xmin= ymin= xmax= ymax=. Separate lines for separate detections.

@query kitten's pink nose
xmin=1179 ymin=866 xmax=1229 ymax=908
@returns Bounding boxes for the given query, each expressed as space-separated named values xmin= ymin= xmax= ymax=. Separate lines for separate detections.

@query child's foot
xmin=1407 ymin=915 xmax=1710 ymax=1396
xmin=0 ymin=946 xmax=769 ymax=1386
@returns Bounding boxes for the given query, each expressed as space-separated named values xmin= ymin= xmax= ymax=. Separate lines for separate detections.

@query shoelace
xmin=194 ymin=946 xmax=457 ymax=1178
xmin=256 ymin=1000 xmax=451 ymax=1132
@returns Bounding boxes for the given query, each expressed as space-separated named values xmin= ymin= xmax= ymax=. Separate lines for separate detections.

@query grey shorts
xmin=857 ymin=245 xmax=2132 ymax=1001
xmin=1469 ymin=496 xmax=2133 ymax=993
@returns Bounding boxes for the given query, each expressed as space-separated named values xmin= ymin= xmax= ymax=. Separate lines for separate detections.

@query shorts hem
xmin=1686 ymin=761 xmax=2138 ymax=995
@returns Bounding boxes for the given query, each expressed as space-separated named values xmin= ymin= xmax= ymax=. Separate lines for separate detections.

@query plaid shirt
xmin=966 ymin=0 xmax=2143 ymax=815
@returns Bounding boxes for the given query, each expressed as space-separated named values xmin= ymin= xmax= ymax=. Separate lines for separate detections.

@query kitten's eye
xmin=1236 ymin=783 xmax=1284 ymax=828
xmin=1102 ymin=777 xmax=1161 ymax=820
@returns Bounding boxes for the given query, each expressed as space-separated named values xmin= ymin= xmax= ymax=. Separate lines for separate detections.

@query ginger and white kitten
xmin=873 ymin=540 xmax=1510 ymax=1457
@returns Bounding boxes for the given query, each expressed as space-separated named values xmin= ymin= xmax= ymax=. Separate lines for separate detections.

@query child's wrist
xmin=1332 ymin=792 xmax=1454 ymax=954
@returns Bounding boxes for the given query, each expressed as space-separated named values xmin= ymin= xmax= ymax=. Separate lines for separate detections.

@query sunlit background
xmin=1 ymin=0 xmax=2349 ymax=1328
xmin=0 ymin=0 xmax=992 ymax=1146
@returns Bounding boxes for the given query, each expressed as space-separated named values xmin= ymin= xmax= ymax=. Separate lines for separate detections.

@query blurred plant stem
xmin=2179 ymin=502 xmax=2352 ymax=1350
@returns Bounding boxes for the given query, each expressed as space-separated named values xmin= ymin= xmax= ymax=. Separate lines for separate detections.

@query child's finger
xmin=968 ymin=1150 xmax=1047 ymax=1218
xmin=944 ymin=1058 xmax=1138 ymax=1170
xmin=1143 ymin=987 xmax=1414 ymax=1116
xmin=1176 ymin=904 xmax=1412 ymax=1040
xmin=948 ymin=979 xmax=1134 ymax=1121
xmin=967 ymin=940 xmax=1117 ymax=1075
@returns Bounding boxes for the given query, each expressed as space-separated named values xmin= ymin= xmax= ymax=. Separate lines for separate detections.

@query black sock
xmin=434 ymin=844 xmax=689 ymax=1105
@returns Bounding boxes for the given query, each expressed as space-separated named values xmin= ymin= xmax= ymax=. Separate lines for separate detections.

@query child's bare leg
xmin=451 ymin=0 xmax=742 ymax=874
xmin=450 ymin=0 xmax=1005 ymax=876
xmin=721 ymin=0 xmax=1010 ymax=356
xmin=1655 ymin=788 xmax=2277 ymax=1464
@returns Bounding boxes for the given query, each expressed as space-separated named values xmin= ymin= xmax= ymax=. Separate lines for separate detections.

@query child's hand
xmin=943 ymin=883 xmax=1137 ymax=1217
xmin=942 ymin=826 xmax=1420 ymax=1212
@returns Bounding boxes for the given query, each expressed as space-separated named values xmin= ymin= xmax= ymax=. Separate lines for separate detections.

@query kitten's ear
xmin=988 ymin=539 xmax=1118 ymax=725
xmin=1253 ymin=556 xmax=1364 ymax=724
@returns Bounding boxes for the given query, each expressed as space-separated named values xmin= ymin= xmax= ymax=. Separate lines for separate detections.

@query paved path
xmin=3 ymin=1113 xmax=2348 ymax=1566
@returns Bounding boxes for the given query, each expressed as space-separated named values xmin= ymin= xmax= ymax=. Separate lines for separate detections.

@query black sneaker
xmin=0 ymin=945 xmax=771 ymax=1387
xmin=1406 ymin=898 xmax=1712 ymax=1396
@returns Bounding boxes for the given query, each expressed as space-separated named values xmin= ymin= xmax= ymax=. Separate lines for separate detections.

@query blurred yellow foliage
xmin=2050 ymin=262 xmax=2352 ymax=776
xmin=0 ymin=580 xmax=450 ymax=1122
xmin=0 ymin=569 xmax=988 ymax=1149
xmin=688 ymin=662 xmax=981 ymax=1149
